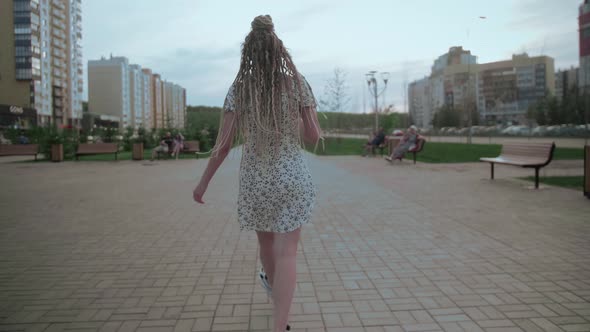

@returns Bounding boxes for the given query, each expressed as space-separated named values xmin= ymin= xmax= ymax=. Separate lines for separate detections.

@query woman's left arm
xmin=193 ymin=112 xmax=236 ymax=204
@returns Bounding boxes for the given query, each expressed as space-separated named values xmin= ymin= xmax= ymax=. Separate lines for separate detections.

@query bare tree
xmin=319 ymin=68 xmax=351 ymax=114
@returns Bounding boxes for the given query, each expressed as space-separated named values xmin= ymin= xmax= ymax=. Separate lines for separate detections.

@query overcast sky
xmin=83 ymin=0 xmax=580 ymax=112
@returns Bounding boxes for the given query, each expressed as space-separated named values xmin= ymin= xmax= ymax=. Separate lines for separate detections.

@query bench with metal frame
xmin=76 ymin=143 xmax=119 ymax=160
xmin=480 ymin=142 xmax=555 ymax=189
xmin=0 ymin=144 xmax=39 ymax=160
xmin=156 ymin=140 xmax=200 ymax=160
xmin=386 ymin=137 xmax=426 ymax=164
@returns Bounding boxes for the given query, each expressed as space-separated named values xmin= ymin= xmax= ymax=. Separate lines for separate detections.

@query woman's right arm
xmin=300 ymin=106 xmax=321 ymax=145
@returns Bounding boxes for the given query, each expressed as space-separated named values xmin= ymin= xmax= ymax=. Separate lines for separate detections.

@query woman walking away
xmin=192 ymin=15 xmax=321 ymax=332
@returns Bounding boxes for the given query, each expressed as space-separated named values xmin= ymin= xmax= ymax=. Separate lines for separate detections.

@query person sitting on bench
xmin=386 ymin=125 xmax=419 ymax=162
xmin=151 ymin=132 xmax=174 ymax=161
xmin=171 ymin=132 xmax=185 ymax=160
xmin=362 ymin=127 xmax=385 ymax=157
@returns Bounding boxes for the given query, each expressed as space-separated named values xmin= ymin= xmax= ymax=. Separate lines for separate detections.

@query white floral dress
xmin=223 ymin=75 xmax=317 ymax=233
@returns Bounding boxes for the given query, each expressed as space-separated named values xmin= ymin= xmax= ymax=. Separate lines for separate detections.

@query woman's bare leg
xmin=272 ymin=227 xmax=301 ymax=332
xmin=256 ymin=231 xmax=275 ymax=285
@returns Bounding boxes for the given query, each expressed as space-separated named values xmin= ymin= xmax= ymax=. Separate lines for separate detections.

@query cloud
xmin=279 ymin=3 xmax=336 ymax=33
xmin=517 ymin=31 xmax=579 ymax=70
xmin=508 ymin=0 xmax=576 ymax=30
xmin=137 ymin=46 xmax=241 ymax=105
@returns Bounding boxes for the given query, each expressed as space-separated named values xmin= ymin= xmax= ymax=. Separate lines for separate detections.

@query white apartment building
xmin=141 ymin=68 xmax=153 ymax=129
xmin=69 ymin=0 xmax=84 ymax=122
xmin=129 ymin=64 xmax=143 ymax=128
xmin=88 ymin=55 xmax=186 ymax=130
xmin=163 ymin=81 xmax=186 ymax=129
xmin=408 ymin=78 xmax=432 ymax=128
xmin=152 ymin=74 xmax=163 ymax=129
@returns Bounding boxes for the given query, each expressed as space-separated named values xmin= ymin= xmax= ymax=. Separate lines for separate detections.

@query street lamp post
xmin=466 ymin=16 xmax=487 ymax=144
xmin=366 ymin=71 xmax=390 ymax=131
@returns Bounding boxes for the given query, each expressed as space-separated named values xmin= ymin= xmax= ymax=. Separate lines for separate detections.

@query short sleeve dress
xmin=223 ymin=75 xmax=317 ymax=233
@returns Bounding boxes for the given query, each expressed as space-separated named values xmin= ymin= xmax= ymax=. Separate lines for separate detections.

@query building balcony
xmin=52 ymin=9 xmax=66 ymax=20
xmin=52 ymin=0 xmax=66 ymax=9
xmin=51 ymin=20 xmax=66 ymax=31
xmin=53 ymin=88 xmax=64 ymax=97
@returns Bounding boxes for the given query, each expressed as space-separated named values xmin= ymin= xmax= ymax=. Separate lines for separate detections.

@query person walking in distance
xmin=192 ymin=15 xmax=321 ymax=332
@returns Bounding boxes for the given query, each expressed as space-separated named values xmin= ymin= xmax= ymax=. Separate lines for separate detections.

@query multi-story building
xmin=87 ymin=56 xmax=130 ymax=129
xmin=69 ymin=0 xmax=83 ymax=124
xmin=152 ymin=74 xmax=163 ymax=129
xmin=555 ymin=67 xmax=579 ymax=100
xmin=409 ymin=47 xmax=477 ymax=128
xmin=477 ymin=54 xmax=554 ymax=124
xmin=88 ymin=55 xmax=186 ymax=130
xmin=409 ymin=48 xmax=554 ymax=127
xmin=163 ymin=81 xmax=186 ymax=129
xmin=580 ymin=0 xmax=590 ymax=90
xmin=408 ymin=78 xmax=431 ymax=128
xmin=0 ymin=0 xmax=84 ymax=128
xmin=141 ymin=68 xmax=153 ymax=129
xmin=128 ymin=64 xmax=143 ymax=128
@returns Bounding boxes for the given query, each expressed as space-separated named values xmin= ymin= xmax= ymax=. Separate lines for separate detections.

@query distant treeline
xmin=317 ymin=112 xmax=411 ymax=134
xmin=187 ymin=105 xmax=411 ymax=135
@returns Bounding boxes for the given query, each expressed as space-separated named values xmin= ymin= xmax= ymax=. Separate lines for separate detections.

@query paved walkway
xmin=0 ymin=152 xmax=589 ymax=332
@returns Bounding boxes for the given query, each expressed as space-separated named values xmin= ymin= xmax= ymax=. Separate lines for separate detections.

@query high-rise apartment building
xmin=580 ymin=0 xmax=590 ymax=90
xmin=0 ymin=0 xmax=84 ymax=128
xmin=152 ymin=74 xmax=163 ymax=129
xmin=88 ymin=55 xmax=185 ymax=130
xmin=409 ymin=48 xmax=554 ymax=127
xmin=555 ymin=67 xmax=579 ymax=100
xmin=88 ymin=56 xmax=131 ymax=129
xmin=477 ymin=54 xmax=554 ymax=124
xmin=141 ymin=68 xmax=153 ymax=129
xmin=409 ymin=47 xmax=477 ymax=128
xmin=408 ymin=78 xmax=431 ymax=128
xmin=128 ymin=64 xmax=143 ymax=128
xmin=162 ymin=81 xmax=186 ymax=129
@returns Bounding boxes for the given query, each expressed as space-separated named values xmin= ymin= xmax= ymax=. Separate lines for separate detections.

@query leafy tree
xmin=546 ymin=95 xmax=562 ymax=125
xmin=534 ymin=98 xmax=548 ymax=125
xmin=432 ymin=105 xmax=461 ymax=128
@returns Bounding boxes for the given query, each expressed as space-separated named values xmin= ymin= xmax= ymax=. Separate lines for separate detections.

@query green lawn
xmin=520 ymin=176 xmax=584 ymax=190
xmin=74 ymin=148 xmax=211 ymax=161
xmin=23 ymin=148 xmax=210 ymax=162
xmin=308 ymin=137 xmax=584 ymax=163
xmin=552 ymin=148 xmax=585 ymax=160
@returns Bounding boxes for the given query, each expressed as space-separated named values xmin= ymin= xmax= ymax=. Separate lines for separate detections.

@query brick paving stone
xmin=0 ymin=154 xmax=589 ymax=331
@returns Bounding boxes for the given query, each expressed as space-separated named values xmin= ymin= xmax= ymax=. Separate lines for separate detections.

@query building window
xmin=584 ymin=27 xmax=590 ymax=39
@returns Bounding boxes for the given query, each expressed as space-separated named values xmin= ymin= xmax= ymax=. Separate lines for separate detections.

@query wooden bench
xmin=386 ymin=137 xmax=426 ymax=164
xmin=480 ymin=142 xmax=555 ymax=189
xmin=408 ymin=138 xmax=426 ymax=164
xmin=0 ymin=144 xmax=39 ymax=160
xmin=76 ymin=143 xmax=119 ymax=160
xmin=156 ymin=140 xmax=200 ymax=160
xmin=183 ymin=141 xmax=200 ymax=158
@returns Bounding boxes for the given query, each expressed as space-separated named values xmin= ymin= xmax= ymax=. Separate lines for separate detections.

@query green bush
xmin=122 ymin=126 xmax=134 ymax=151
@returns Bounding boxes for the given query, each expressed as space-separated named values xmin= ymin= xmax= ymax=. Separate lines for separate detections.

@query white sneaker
xmin=259 ymin=267 xmax=272 ymax=296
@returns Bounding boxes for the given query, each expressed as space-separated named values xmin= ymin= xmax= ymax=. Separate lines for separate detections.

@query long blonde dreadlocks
xmin=212 ymin=15 xmax=309 ymax=157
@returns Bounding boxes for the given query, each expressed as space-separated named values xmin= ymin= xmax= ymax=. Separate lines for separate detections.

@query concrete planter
xmin=132 ymin=143 xmax=144 ymax=161
xmin=51 ymin=144 xmax=63 ymax=162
